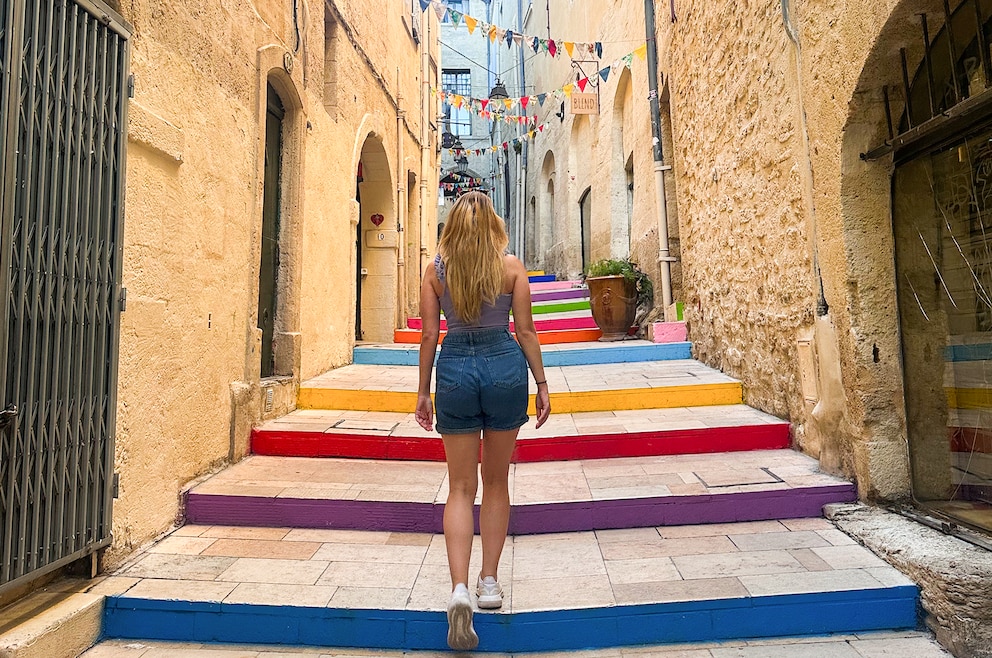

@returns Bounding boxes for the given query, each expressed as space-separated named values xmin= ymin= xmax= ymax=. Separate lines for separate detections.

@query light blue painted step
xmin=102 ymin=586 xmax=918 ymax=653
xmin=354 ymin=340 xmax=693 ymax=366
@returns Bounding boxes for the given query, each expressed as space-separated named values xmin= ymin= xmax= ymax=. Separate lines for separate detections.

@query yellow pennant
xmin=562 ymin=83 xmax=574 ymax=97
xmin=488 ymin=25 xmax=498 ymax=42
xmin=564 ymin=42 xmax=575 ymax=58
xmin=634 ymin=44 xmax=648 ymax=60
xmin=465 ymin=16 xmax=477 ymax=33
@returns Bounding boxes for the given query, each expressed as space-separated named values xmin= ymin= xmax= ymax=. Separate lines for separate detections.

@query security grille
xmin=0 ymin=0 xmax=130 ymax=594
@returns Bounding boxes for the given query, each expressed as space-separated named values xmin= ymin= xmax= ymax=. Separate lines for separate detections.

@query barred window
xmin=442 ymin=69 xmax=472 ymax=137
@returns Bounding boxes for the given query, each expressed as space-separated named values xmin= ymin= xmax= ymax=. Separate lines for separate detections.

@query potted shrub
xmin=583 ymin=258 xmax=654 ymax=341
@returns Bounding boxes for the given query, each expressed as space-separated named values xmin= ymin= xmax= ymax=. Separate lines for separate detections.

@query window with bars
xmin=442 ymin=69 xmax=472 ymax=136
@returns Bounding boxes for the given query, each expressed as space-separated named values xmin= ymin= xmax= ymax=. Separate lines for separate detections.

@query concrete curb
xmin=825 ymin=503 xmax=992 ymax=658
xmin=0 ymin=577 xmax=137 ymax=658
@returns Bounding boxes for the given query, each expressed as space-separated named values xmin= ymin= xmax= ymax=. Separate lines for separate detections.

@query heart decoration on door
xmin=370 ymin=214 xmax=385 ymax=227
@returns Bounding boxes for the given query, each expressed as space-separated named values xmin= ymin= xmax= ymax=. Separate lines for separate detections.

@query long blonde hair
xmin=438 ymin=192 xmax=509 ymax=323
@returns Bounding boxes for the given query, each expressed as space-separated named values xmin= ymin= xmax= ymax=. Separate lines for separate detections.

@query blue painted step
xmin=103 ymin=586 xmax=918 ymax=653
xmin=354 ymin=341 xmax=693 ymax=366
xmin=528 ymin=274 xmax=556 ymax=283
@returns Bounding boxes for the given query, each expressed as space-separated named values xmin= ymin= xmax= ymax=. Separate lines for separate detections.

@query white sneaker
xmin=446 ymin=584 xmax=479 ymax=650
xmin=476 ymin=575 xmax=503 ymax=609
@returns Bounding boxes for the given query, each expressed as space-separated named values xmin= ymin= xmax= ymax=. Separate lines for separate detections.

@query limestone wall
xmin=109 ymin=0 xmax=436 ymax=565
xmin=520 ymin=0 xmax=958 ymax=501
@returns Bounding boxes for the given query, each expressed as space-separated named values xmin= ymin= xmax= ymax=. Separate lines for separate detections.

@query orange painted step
xmin=393 ymin=327 xmax=610 ymax=345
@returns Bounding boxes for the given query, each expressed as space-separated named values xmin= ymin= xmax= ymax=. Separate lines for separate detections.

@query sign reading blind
xmin=571 ymin=92 xmax=599 ymax=115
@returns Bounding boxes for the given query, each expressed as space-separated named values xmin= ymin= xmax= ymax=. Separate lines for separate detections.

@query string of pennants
xmin=420 ymin=0 xmax=604 ymax=59
xmin=439 ymin=171 xmax=502 ymax=192
xmin=446 ymin=124 xmax=547 ymax=157
xmin=432 ymin=42 xmax=648 ymax=123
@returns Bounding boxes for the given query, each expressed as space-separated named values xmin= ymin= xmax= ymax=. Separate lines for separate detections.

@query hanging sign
xmin=570 ymin=92 xmax=599 ymax=115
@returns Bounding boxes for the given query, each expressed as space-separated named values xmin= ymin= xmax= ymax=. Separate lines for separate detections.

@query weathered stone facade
xmin=523 ymin=0 xmax=973 ymax=503
xmin=108 ymin=0 xmax=438 ymax=565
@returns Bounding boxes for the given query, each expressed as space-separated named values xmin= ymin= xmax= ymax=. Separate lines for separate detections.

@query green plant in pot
xmin=583 ymin=258 xmax=654 ymax=341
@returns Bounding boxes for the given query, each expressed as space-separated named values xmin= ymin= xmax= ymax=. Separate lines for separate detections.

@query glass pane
xmin=894 ymin=126 xmax=992 ymax=533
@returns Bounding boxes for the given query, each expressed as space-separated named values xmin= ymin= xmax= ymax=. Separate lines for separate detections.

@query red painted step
xmin=251 ymin=419 xmax=791 ymax=463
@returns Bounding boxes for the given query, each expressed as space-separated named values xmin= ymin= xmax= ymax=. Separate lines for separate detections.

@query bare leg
xmin=479 ymin=427 xmax=518 ymax=579
xmin=442 ymin=431 xmax=481 ymax=589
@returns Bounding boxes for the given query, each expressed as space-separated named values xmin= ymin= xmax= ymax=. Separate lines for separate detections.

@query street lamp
xmin=489 ymin=79 xmax=509 ymax=101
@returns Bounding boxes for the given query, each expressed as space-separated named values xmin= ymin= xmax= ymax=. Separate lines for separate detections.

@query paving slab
xmin=81 ymin=632 xmax=955 ymax=657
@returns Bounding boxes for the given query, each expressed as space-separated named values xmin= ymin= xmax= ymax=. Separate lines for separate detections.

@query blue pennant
xmin=599 ymin=67 xmax=610 ymax=83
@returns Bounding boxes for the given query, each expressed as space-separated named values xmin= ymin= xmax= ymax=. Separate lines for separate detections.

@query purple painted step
xmin=185 ymin=484 xmax=856 ymax=534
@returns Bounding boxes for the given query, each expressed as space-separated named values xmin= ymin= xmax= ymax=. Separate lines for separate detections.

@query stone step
xmin=251 ymin=405 xmax=789 ymax=462
xmin=393 ymin=326 xmax=608 ymax=344
xmin=84 ymin=633 xmax=956 ymax=657
xmin=530 ymin=278 xmax=582 ymax=291
xmin=406 ymin=314 xmax=598 ymax=331
xmin=297 ymin=360 xmax=743 ymax=414
xmin=354 ymin=339 xmax=693 ymax=367
xmin=100 ymin=518 xmax=916 ymax=653
xmin=183 ymin=451 xmax=856 ymax=534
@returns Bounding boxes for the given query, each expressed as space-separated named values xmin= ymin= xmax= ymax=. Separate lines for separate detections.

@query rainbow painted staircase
xmin=100 ymin=273 xmax=920 ymax=653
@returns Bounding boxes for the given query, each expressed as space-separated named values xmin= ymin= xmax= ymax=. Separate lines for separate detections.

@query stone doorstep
xmin=826 ymin=503 xmax=992 ymax=658
xmin=0 ymin=577 xmax=135 ymax=658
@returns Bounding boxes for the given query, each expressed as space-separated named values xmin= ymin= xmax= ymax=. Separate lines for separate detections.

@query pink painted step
xmin=530 ymin=279 xmax=582 ymax=291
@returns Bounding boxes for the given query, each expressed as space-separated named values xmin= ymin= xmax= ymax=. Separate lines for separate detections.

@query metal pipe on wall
xmin=644 ymin=0 xmax=674 ymax=315
xmin=516 ymin=0 xmax=527 ymax=262
xmin=420 ymin=11 xmax=432 ymax=280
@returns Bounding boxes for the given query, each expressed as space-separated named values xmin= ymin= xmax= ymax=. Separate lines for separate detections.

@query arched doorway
xmin=579 ymin=186 xmax=592 ymax=272
xmin=540 ymin=150 xmax=557 ymax=271
xmin=611 ymin=68 xmax=634 ymax=258
xmin=853 ymin=0 xmax=992 ymax=531
xmin=258 ymin=84 xmax=284 ymax=377
xmin=356 ymin=135 xmax=395 ymax=343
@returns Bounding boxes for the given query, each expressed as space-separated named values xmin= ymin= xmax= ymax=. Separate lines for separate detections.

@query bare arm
xmin=507 ymin=255 xmax=550 ymax=427
xmin=416 ymin=267 xmax=442 ymax=431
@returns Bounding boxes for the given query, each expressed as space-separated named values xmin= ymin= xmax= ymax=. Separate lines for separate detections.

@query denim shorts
xmin=434 ymin=328 xmax=530 ymax=435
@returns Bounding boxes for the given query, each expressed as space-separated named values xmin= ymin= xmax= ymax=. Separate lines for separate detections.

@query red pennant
xmin=538 ymin=124 xmax=545 ymax=132
xmin=577 ymin=77 xmax=589 ymax=92
xmin=548 ymin=39 xmax=557 ymax=57
xmin=481 ymin=99 xmax=489 ymax=110
xmin=520 ymin=96 xmax=530 ymax=109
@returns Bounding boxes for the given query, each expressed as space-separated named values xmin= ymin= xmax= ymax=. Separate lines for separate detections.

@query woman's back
xmin=435 ymin=253 xmax=513 ymax=332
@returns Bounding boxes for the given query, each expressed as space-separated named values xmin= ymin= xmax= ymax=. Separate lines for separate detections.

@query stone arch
xmin=568 ymin=115 xmax=594 ymax=278
xmin=834 ymin=0 xmax=952 ymax=499
xmin=611 ymin=67 xmax=634 ymax=258
xmin=540 ymin=150 xmax=557 ymax=271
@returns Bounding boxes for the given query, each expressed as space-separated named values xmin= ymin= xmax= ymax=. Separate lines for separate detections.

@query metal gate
xmin=0 ymin=0 xmax=130 ymax=594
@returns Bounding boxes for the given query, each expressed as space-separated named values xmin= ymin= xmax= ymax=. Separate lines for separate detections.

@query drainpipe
xmin=516 ymin=0 xmax=527 ymax=262
xmin=420 ymin=15 xmax=431 ymax=278
xmin=644 ymin=0 xmax=674 ymax=316
xmin=397 ymin=69 xmax=408 ymax=330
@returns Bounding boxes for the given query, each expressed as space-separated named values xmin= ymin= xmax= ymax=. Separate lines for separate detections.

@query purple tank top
xmin=435 ymin=254 xmax=512 ymax=332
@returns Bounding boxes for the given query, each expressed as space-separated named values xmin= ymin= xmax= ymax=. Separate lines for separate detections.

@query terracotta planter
xmin=586 ymin=275 xmax=636 ymax=341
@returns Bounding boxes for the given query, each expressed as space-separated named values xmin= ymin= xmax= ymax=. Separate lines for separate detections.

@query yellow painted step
xmin=297 ymin=382 xmax=743 ymax=414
